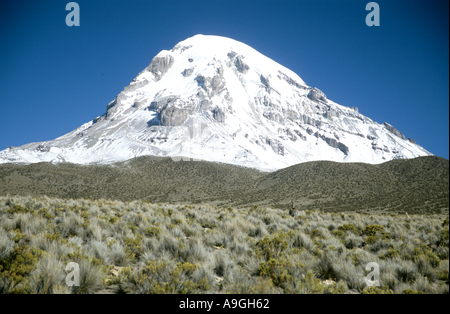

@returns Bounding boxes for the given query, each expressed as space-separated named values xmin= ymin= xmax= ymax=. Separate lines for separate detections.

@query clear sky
xmin=1 ymin=0 xmax=448 ymax=159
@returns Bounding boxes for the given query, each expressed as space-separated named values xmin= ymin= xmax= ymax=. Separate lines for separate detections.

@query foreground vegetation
xmin=0 ymin=195 xmax=448 ymax=294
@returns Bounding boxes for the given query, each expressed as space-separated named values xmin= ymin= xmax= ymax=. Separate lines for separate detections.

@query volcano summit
xmin=0 ymin=35 xmax=431 ymax=171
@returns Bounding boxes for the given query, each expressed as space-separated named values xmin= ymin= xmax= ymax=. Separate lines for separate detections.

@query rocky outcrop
xmin=160 ymin=107 xmax=190 ymax=126
xmin=105 ymin=91 xmax=130 ymax=118
xmin=199 ymin=99 xmax=212 ymax=111
xmin=148 ymin=96 xmax=179 ymax=112
xmin=234 ymin=55 xmax=250 ymax=74
xmin=383 ymin=122 xmax=405 ymax=140
xmin=277 ymin=71 xmax=307 ymax=90
xmin=227 ymin=51 xmax=237 ymax=59
xmin=286 ymin=109 xmax=298 ymax=121
xmin=147 ymin=54 xmax=174 ymax=81
xmin=307 ymin=87 xmax=327 ymax=102
xmin=263 ymin=110 xmax=285 ymax=124
xmin=407 ymin=138 xmax=416 ymax=144
xmin=299 ymin=114 xmax=322 ymax=128
xmin=260 ymin=75 xmax=270 ymax=88
xmin=148 ymin=96 xmax=195 ymax=126
xmin=265 ymin=137 xmax=284 ymax=156
xmin=294 ymin=130 xmax=307 ymax=141
xmin=212 ymin=108 xmax=225 ymax=123
xmin=195 ymin=71 xmax=226 ymax=97
xmin=314 ymin=132 xmax=349 ymax=155
xmin=171 ymin=44 xmax=192 ymax=53
xmin=123 ymin=79 xmax=149 ymax=93
xmin=36 ymin=145 xmax=50 ymax=152
xmin=182 ymin=68 xmax=194 ymax=77
xmin=337 ymin=142 xmax=349 ymax=155
xmin=371 ymin=139 xmax=390 ymax=153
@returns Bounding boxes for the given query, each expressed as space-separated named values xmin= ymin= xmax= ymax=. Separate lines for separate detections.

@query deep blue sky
xmin=1 ymin=0 xmax=448 ymax=159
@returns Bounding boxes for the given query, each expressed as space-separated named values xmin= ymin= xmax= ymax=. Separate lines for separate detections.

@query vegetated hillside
xmin=248 ymin=156 xmax=449 ymax=213
xmin=0 ymin=156 xmax=448 ymax=214
xmin=0 ymin=157 xmax=262 ymax=204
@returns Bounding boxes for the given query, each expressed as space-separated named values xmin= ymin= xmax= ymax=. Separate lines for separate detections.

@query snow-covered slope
xmin=0 ymin=35 xmax=432 ymax=171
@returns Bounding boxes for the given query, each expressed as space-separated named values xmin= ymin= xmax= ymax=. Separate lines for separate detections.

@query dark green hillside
xmin=0 ymin=156 xmax=448 ymax=213
xmin=0 ymin=157 xmax=262 ymax=204
xmin=248 ymin=156 xmax=449 ymax=213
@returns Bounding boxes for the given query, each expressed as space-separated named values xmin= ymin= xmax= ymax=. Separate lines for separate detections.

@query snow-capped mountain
xmin=0 ymin=35 xmax=431 ymax=171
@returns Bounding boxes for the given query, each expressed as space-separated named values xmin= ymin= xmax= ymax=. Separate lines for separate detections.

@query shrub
xmin=361 ymin=224 xmax=385 ymax=237
xmin=255 ymin=232 xmax=290 ymax=260
xmin=379 ymin=248 xmax=401 ymax=260
xmin=361 ymin=285 xmax=394 ymax=294
xmin=257 ymin=258 xmax=293 ymax=289
xmin=0 ymin=230 xmax=45 ymax=286
xmin=437 ymin=269 xmax=449 ymax=282
xmin=8 ymin=205 xmax=30 ymax=215
xmin=124 ymin=234 xmax=144 ymax=262
xmin=338 ymin=224 xmax=359 ymax=235
xmin=145 ymin=226 xmax=161 ymax=238
xmin=402 ymin=289 xmax=423 ymax=294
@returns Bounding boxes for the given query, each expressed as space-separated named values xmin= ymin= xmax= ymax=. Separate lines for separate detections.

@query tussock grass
xmin=0 ymin=195 xmax=448 ymax=294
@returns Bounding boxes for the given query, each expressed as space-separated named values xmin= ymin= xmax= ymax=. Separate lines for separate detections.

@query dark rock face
xmin=123 ymin=79 xmax=149 ymax=93
xmin=106 ymin=91 xmax=129 ymax=118
xmin=147 ymin=55 xmax=174 ymax=81
xmin=234 ymin=55 xmax=250 ymax=74
xmin=212 ymin=108 xmax=225 ymax=123
xmin=294 ymin=130 xmax=307 ymax=141
xmin=307 ymin=87 xmax=327 ymax=102
xmin=182 ymin=68 xmax=194 ymax=77
xmin=227 ymin=51 xmax=237 ymax=59
xmin=277 ymin=71 xmax=307 ymax=90
xmin=263 ymin=110 xmax=285 ymax=124
xmin=148 ymin=96 xmax=195 ymax=127
xmin=265 ymin=137 xmax=284 ymax=155
xmin=160 ymin=107 xmax=190 ymax=126
xmin=383 ymin=122 xmax=406 ymax=140
xmin=299 ymin=114 xmax=322 ymax=128
xmin=313 ymin=132 xmax=349 ymax=155
xmin=148 ymin=96 xmax=179 ymax=112
xmin=337 ymin=142 xmax=349 ymax=155
xmin=260 ymin=75 xmax=270 ymax=88
xmin=36 ymin=145 xmax=50 ymax=152
xmin=407 ymin=138 xmax=416 ymax=144
xmin=195 ymin=69 xmax=226 ymax=97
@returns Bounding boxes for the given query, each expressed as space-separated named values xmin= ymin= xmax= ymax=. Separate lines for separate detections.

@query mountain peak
xmin=0 ymin=35 xmax=431 ymax=171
